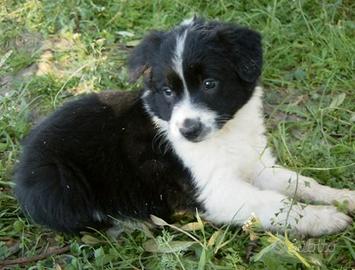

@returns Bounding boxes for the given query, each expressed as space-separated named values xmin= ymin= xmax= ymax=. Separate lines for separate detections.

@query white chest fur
xmin=151 ymin=86 xmax=354 ymax=236
xmin=169 ymin=87 xmax=272 ymax=198
xmin=163 ymin=87 xmax=285 ymax=225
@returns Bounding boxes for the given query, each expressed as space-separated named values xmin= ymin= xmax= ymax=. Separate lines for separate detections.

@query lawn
xmin=0 ymin=0 xmax=354 ymax=269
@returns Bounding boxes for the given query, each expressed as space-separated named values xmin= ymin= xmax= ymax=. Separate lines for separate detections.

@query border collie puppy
xmin=14 ymin=17 xmax=354 ymax=236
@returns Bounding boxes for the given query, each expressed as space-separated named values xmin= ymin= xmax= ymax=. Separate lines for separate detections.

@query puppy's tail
xmin=14 ymin=159 xmax=104 ymax=232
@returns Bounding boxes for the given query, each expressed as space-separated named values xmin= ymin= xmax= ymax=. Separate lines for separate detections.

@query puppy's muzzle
xmin=179 ymin=118 xmax=204 ymax=142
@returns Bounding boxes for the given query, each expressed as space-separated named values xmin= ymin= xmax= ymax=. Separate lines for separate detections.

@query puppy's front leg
xmin=201 ymin=179 xmax=351 ymax=236
xmin=253 ymin=156 xmax=355 ymax=211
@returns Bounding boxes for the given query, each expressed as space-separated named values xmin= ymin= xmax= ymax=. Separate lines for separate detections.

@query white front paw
xmin=295 ymin=205 xmax=352 ymax=237
xmin=332 ymin=189 xmax=355 ymax=212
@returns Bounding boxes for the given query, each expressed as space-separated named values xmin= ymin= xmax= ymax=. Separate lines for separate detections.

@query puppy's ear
xmin=128 ymin=31 xmax=165 ymax=82
xmin=216 ymin=25 xmax=263 ymax=82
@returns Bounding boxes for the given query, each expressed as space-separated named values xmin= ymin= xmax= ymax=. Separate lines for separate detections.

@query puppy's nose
xmin=179 ymin=118 xmax=202 ymax=141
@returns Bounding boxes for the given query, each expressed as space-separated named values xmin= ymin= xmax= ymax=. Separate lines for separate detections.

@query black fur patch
xmin=14 ymin=91 xmax=198 ymax=232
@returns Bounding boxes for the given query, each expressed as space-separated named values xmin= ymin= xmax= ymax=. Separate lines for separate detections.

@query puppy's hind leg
xmin=253 ymin=149 xmax=355 ymax=212
xmin=14 ymin=161 xmax=105 ymax=232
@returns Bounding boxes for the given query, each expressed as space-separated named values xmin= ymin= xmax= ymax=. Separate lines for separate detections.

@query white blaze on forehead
xmin=173 ymin=30 xmax=189 ymax=97
xmin=170 ymin=24 xmax=217 ymax=141
xmin=180 ymin=17 xmax=195 ymax=27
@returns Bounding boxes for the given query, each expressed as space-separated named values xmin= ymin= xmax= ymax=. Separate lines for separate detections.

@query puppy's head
xmin=128 ymin=17 xmax=262 ymax=143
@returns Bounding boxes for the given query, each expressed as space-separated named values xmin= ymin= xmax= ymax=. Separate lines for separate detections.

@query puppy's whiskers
xmin=152 ymin=128 xmax=171 ymax=155
xmin=216 ymin=114 xmax=232 ymax=127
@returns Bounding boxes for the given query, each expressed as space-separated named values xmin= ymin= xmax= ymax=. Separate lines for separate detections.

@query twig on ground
xmin=0 ymin=245 xmax=70 ymax=269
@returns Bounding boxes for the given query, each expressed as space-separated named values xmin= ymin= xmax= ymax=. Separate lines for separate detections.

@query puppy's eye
xmin=162 ymin=87 xmax=174 ymax=97
xmin=203 ymin=79 xmax=218 ymax=91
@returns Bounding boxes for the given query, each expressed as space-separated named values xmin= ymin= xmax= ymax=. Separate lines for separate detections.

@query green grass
xmin=1 ymin=0 xmax=354 ymax=269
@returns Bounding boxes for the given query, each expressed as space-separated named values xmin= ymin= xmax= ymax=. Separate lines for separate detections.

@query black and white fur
xmin=14 ymin=18 xmax=354 ymax=236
